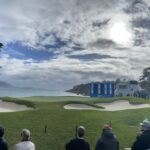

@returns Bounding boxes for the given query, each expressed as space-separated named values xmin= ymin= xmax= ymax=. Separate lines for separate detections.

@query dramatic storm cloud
xmin=0 ymin=0 xmax=150 ymax=90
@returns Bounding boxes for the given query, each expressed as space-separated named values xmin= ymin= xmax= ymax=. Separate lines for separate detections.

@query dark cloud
xmin=134 ymin=38 xmax=145 ymax=46
xmin=115 ymin=47 xmax=130 ymax=51
xmin=133 ymin=27 xmax=150 ymax=47
xmin=63 ymin=20 xmax=71 ymax=24
xmin=67 ymin=53 xmax=124 ymax=61
xmin=89 ymin=38 xmax=116 ymax=48
xmin=132 ymin=18 xmax=150 ymax=29
xmin=124 ymin=0 xmax=150 ymax=47
xmin=92 ymin=19 xmax=110 ymax=28
xmin=72 ymin=43 xmax=85 ymax=51
xmin=125 ymin=0 xmax=149 ymax=15
xmin=70 ymin=70 xmax=128 ymax=81
xmin=43 ymin=32 xmax=70 ymax=49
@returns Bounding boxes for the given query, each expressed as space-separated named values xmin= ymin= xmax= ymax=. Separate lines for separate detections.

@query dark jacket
xmin=131 ymin=130 xmax=150 ymax=150
xmin=0 ymin=137 xmax=8 ymax=150
xmin=66 ymin=138 xmax=90 ymax=150
xmin=95 ymin=130 xmax=119 ymax=150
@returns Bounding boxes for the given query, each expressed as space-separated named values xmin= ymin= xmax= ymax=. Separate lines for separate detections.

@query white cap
xmin=140 ymin=118 xmax=150 ymax=131
xmin=140 ymin=118 xmax=150 ymax=126
xmin=22 ymin=129 xmax=31 ymax=138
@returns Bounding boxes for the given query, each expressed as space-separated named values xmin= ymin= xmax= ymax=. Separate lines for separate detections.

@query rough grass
xmin=0 ymin=96 xmax=150 ymax=150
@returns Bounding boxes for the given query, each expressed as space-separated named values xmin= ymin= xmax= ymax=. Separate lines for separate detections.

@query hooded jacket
xmin=0 ymin=137 xmax=8 ymax=150
xmin=95 ymin=130 xmax=119 ymax=150
xmin=66 ymin=138 xmax=90 ymax=150
xmin=131 ymin=130 xmax=150 ymax=150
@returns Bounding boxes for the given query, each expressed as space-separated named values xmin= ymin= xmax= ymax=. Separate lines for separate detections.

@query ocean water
xmin=0 ymin=88 xmax=78 ymax=97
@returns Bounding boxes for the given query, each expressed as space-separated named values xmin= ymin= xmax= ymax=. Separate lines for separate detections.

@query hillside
xmin=0 ymin=81 xmax=52 ymax=97
xmin=0 ymin=81 xmax=13 ymax=88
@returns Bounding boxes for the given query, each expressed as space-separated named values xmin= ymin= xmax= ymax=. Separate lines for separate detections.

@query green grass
xmin=0 ymin=96 xmax=36 ymax=108
xmin=0 ymin=96 xmax=150 ymax=150
xmin=22 ymin=96 xmax=94 ymax=102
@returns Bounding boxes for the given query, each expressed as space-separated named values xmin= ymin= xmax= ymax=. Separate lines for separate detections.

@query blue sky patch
xmin=5 ymin=42 xmax=55 ymax=61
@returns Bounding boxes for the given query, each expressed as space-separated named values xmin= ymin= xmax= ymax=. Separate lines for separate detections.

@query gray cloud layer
xmin=0 ymin=0 xmax=150 ymax=90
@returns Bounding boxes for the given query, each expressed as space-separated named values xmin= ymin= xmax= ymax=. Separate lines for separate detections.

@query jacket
xmin=0 ymin=137 xmax=8 ymax=150
xmin=95 ymin=130 xmax=119 ymax=150
xmin=131 ymin=130 xmax=150 ymax=150
xmin=66 ymin=138 xmax=90 ymax=150
xmin=13 ymin=141 xmax=35 ymax=150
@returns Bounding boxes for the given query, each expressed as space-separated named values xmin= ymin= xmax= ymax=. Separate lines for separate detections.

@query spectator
xmin=95 ymin=124 xmax=119 ymax=150
xmin=131 ymin=118 xmax=150 ymax=150
xmin=0 ymin=126 xmax=8 ymax=150
xmin=13 ymin=129 xmax=35 ymax=150
xmin=66 ymin=126 xmax=90 ymax=150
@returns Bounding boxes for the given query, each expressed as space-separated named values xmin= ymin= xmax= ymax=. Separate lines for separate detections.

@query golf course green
xmin=0 ymin=96 xmax=150 ymax=150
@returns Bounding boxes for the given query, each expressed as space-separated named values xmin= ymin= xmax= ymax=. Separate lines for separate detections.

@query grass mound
xmin=0 ymin=97 xmax=36 ymax=108
xmin=64 ymin=101 xmax=104 ymax=109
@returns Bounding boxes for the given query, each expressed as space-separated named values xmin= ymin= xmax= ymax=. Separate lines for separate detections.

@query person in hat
xmin=0 ymin=126 xmax=9 ymax=150
xmin=13 ymin=129 xmax=35 ymax=150
xmin=65 ymin=126 xmax=90 ymax=150
xmin=95 ymin=123 xmax=119 ymax=150
xmin=131 ymin=118 xmax=150 ymax=150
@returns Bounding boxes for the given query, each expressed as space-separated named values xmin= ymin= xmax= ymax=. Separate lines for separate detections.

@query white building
xmin=115 ymin=80 xmax=140 ymax=96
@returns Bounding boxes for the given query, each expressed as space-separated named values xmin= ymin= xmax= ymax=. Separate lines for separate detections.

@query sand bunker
xmin=0 ymin=100 xmax=33 ymax=112
xmin=64 ymin=100 xmax=150 ymax=111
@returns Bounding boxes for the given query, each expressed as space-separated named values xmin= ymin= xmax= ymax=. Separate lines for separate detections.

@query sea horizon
xmin=0 ymin=88 xmax=79 ymax=98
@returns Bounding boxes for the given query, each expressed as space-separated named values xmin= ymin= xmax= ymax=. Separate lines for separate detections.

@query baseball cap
xmin=140 ymin=118 xmax=150 ymax=126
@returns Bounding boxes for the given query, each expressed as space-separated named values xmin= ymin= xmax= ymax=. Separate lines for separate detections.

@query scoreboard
xmin=90 ymin=82 xmax=114 ymax=97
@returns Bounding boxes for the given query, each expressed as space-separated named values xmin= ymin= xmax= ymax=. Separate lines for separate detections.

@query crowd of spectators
xmin=1 ymin=118 xmax=150 ymax=150
xmin=66 ymin=118 xmax=150 ymax=150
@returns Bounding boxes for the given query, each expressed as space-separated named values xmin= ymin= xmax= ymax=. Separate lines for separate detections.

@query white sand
xmin=64 ymin=100 xmax=150 ymax=111
xmin=0 ymin=100 xmax=33 ymax=112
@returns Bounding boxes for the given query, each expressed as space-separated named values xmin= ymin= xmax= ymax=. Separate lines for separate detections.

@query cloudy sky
xmin=0 ymin=0 xmax=150 ymax=90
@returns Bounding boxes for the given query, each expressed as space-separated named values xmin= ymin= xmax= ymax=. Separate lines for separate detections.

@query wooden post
xmin=109 ymin=121 xmax=112 ymax=127
xmin=45 ymin=125 xmax=47 ymax=133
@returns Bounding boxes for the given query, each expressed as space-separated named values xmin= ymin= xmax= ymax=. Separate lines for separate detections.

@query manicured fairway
xmin=0 ymin=96 xmax=150 ymax=150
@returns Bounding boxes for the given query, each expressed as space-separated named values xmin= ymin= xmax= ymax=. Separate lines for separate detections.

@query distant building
xmin=115 ymin=80 xmax=140 ymax=96
xmin=90 ymin=80 xmax=150 ymax=98
xmin=90 ymin=82 xmax=115 ymax=97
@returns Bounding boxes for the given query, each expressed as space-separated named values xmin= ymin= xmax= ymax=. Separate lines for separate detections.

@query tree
xmin=0 ymin=43 xmax=3 ymax=68
xmin=139 ymin=67 xmax=150 ymax=91
xmin=0 ymin=43 xmax=3 ymax=49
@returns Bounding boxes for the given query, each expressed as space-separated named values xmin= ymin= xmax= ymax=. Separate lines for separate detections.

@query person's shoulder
xmin=96 ymin=137 xmax=104 ymax=144
xmin=13 ymin=142 xmax=21 ymax=150
xmin=66 ymin=138 xmax=76 ymax=145
xmin=27 ymin=141 xmax=35 ymax=146
xmin=0 ymin=139 xmax=8 ymax=149
xmin=68 ymin=138 xmax=87 ymax=144
xmin=66 ymin=138 xmax=77 ymax=149
xmin=0 ymin=139 xmax=8 ymax=145
xmin=75 ymin=139 xmax=90 ymax=147
xmin=14 ymin=142 xmax=22 ymax=147
xmin=28 ymin=141 xmax=35 ymax=144
xmin=14 ymin=141 xmax=35 ymax=147
xmin=84 ymin=140 xmax=90 ymax=146
xmin=140 ymin=130 xmax=150 ymax=139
